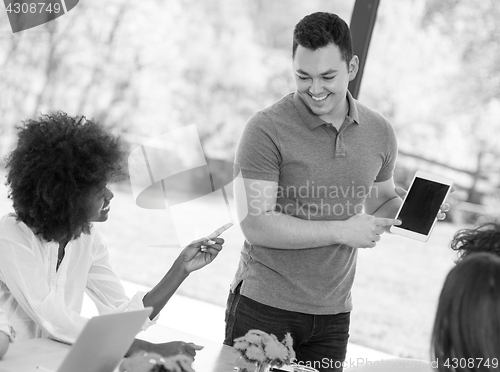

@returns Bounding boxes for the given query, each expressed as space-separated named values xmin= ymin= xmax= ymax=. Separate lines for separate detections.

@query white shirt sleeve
xmin=0 ymin=307 xmax=15 ymax=343
xmin=85 ymin=230 xmax=158 ymax=329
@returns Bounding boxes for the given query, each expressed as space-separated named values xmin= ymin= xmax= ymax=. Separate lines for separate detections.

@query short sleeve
xmin=234 ymin=112 xmax=282 ymax=182
xmin=375 ymin=120 xmax=398 ymax=183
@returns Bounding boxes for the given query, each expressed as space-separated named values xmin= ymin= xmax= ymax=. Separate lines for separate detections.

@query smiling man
xmin=224 ymin=12 xmax=404 ymax=372
xmin=293 ymin=40 xmax=356 ymax=129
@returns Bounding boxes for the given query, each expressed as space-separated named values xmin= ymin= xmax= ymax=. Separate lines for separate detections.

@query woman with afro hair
xmin=0 ymin=111 xmax=224 ymax=358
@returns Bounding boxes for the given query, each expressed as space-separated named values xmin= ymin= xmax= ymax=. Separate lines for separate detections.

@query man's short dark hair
xmin=292 ymin=12 xmax=353 ymax=64
xmin=5 ymin=111 xmax=127 ymax=242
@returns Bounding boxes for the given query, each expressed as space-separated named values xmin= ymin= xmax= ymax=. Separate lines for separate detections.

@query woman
xmin=0 ymin=112 xmax=223 ymax=357
xmin=431 ymin=252 xmax=500 ymax=372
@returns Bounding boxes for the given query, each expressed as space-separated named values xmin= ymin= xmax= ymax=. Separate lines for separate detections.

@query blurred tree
xmin=0 ymin=0 xmax=357 ymax=163
xmin=165 ymin=0 xmax=271 ymax=158
xmin=6 ymin=0 xmax=495 ymax=205
xmin=246 ymin=0 xmax=354 ymax=50
xmin=353 ymin=0 xmax=500 ymax=203
xmin=0 ymin=0 xmax=146 ymax=159
xmin=423 ymin=0 xmax=500 ymax=203
xmin=360 ymin=1 xmax=458 ymax=158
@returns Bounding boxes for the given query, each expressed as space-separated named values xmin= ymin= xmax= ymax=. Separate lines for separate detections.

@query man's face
xmin=87 ymin=184 xmax=114 ymax=222
xmin=293 ymin=43 xmax=358 ymax=118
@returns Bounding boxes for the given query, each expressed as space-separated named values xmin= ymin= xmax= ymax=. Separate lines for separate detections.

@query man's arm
xmin=235 ymin=177 xmax=400 ymax=249
xmin=364 ymin=178 xmax=402 ymax=219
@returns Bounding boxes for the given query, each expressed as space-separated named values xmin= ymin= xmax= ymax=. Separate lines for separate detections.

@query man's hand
xmin=177 ymin=237 xmax=224 ymax=274
xmin=395 ymin=186 xmax=452 ymax=221
xmin=341 ymin=214 xmax=401 ymax=248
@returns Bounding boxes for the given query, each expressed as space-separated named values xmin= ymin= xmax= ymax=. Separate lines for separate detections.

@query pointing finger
xmin=187 ymin=343 xmax=204 ymax=350
xmin=376 ymin=218 xmax=402 ymax=227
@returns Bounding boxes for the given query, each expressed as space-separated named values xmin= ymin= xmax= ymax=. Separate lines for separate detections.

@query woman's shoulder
xmin=0 ymin=212 xmax=18 ymax=224
xmin=0 ymin=213 xmax=45 ymax=256
xmin=0 ymin=213 xmax=34 ymax=238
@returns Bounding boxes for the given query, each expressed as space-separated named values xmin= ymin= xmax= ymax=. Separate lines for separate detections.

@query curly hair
xmin=450 ymin=223 xmax=500 ymax=261
xmin=5 ymin=111 xmax=127 ymax=242
xmin=292 ymin=12 xmax=353 ymax=63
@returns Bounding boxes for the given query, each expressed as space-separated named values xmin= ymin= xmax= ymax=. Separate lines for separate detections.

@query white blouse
xmin=0 ymin=213 xmax=155 ymax=344
xmin=0 ymin=306 xmax=15 ymax=342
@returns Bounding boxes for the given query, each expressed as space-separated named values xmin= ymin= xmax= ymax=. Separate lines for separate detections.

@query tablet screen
xmin=397 ymin=178 xmax=450 ymax=235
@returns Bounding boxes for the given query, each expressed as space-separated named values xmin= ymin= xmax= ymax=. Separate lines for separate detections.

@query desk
xmin=138 ymin=324 xmax=237 ymax=372
xmin=0 ymin=324 xmax=238 ymax=372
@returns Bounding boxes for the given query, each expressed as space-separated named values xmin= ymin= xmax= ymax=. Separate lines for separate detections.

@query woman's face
xmin=87 ymin=184 xmax=114 ymax=222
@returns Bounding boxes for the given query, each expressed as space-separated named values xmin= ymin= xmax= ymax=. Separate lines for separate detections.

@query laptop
xmin=38 ymin=307 xmax=153 ymax=372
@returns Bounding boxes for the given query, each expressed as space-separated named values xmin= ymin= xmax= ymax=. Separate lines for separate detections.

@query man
xmin=224 ymin=12 xmax=444 ymax=372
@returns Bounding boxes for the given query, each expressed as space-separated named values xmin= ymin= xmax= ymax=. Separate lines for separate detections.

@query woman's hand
xmin=127 ymin=339 xmax=202 ymax=364
xmin=176 ymin=237 xmax=224 ymax=274
xmin=155 ymin=341 xmax=203 ymax=358
xmin=119 ymin=349 xmax=197 ymax=372
xmin=141 ymin=237 xmax=224 ymax=319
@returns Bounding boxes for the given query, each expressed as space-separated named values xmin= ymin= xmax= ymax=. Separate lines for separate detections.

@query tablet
xmin=390 ymin=171 xmax=453 ymax=242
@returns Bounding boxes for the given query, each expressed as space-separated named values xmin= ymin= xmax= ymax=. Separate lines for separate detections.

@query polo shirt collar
xmin=346 ymin=90 xmax=360 ymax=126
xmin=293 ymin=90 xmax=361 ymax=131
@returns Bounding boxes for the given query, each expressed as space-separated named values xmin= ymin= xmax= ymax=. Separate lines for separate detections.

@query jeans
xmin=224 ymin=283 xmax=350 ymax=372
